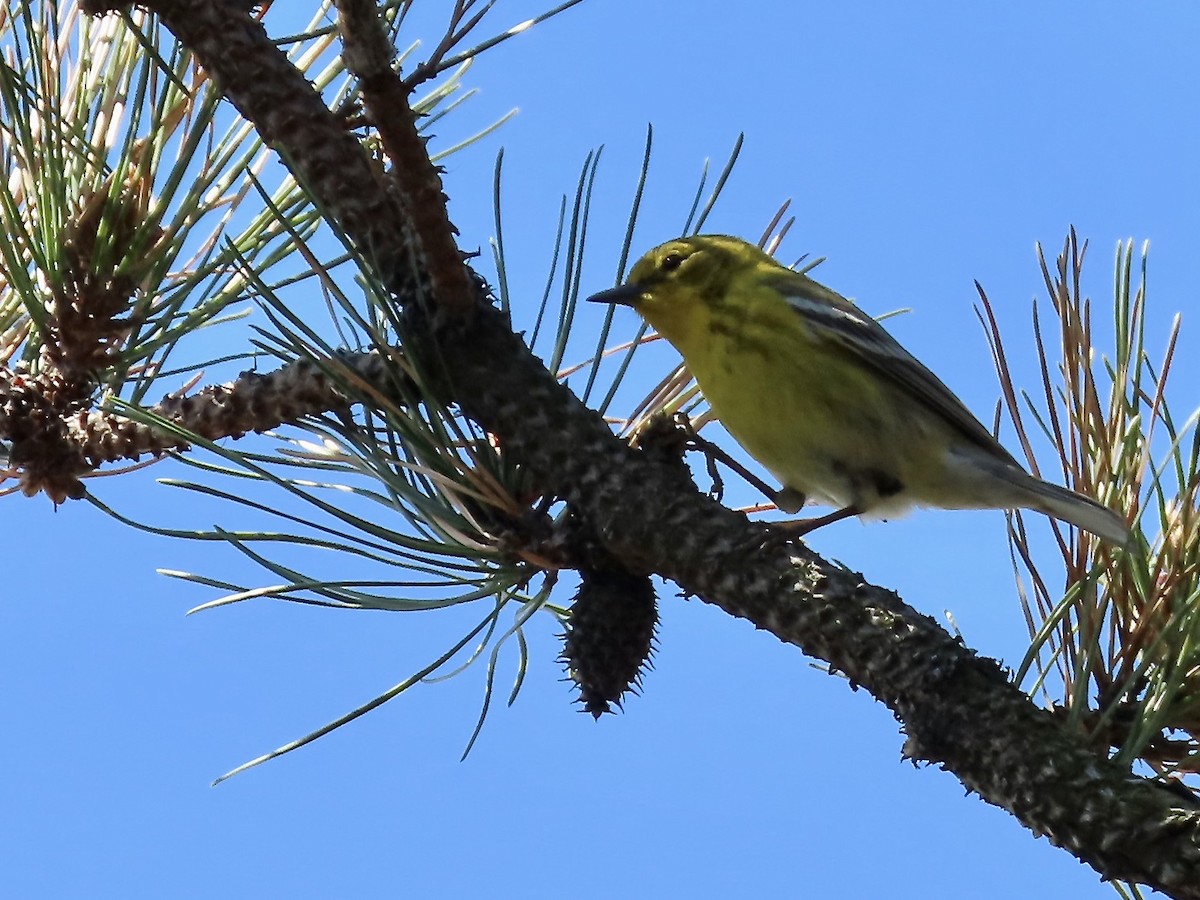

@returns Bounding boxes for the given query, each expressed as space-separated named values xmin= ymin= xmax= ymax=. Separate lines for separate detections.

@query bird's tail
xmin=943 ymin=447 xmax=1129 ymax=544
xmin=1018 ymin=478 xmax=1129 ymax=545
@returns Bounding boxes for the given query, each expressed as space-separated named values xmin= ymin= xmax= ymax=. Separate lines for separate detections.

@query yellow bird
xmin=588 ymin=235 xmax=1128 ymax=544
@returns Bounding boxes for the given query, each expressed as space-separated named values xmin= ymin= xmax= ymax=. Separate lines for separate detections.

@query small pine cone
xmin=561 ymin=567 xmax=658 ymax=719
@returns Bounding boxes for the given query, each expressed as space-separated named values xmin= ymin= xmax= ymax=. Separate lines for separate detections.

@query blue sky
xmin=4 ymin=2 xmax=1199 ymax=897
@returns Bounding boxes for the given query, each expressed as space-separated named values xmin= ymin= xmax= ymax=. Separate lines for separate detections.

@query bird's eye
xmin=661 ymin=252 xmax=685 ymax=272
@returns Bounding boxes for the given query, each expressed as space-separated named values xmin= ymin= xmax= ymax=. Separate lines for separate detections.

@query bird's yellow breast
xmin=658 ymin=288 xmax=947 ymax=511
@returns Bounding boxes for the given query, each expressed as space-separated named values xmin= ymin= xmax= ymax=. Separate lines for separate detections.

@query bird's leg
xmin=693 ymin=427 xmax=727 ymax=504
xmin=736 ymin=503 xmax=863 ymax=556
xmin=663 ymin=414 xmax=852 ymax=533
xmin=774 ymin=504 xmax=863 ymax=536
xmin=674 ymin=414 xmax=790 ymax=509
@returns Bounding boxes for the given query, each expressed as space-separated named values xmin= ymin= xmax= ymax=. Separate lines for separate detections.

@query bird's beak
xmin=586 ymin=282 xmax=645 ymax=307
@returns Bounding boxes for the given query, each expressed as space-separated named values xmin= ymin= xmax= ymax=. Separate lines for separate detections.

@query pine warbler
xmin=588 ymin=235 xmax=1128 ymax=543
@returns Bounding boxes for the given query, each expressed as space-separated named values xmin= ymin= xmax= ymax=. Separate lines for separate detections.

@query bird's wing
xmin=770 ymin=272 xmax=1019 ymax=464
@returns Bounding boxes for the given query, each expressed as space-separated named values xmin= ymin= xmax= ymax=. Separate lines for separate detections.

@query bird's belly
xmin=689 ymin=338 xmax=943 ymax=512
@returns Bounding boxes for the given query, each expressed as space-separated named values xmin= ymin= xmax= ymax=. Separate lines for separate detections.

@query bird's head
xmin=587 ymin=235 xmax=774 ymax=343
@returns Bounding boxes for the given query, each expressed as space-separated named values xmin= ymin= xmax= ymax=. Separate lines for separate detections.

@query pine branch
xmin=61 ymin=2 xmax=1200 ymax=895
xmin=1 ymin=348 xmax=391 ymax=498
xmin=336 ymin=0 xmax=476 ymax=319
